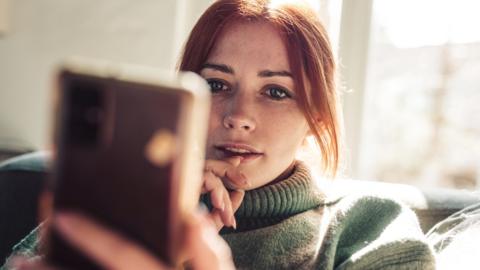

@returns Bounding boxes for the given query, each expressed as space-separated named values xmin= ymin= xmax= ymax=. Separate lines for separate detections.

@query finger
xmin=204 ymin=159 xmax=237 ymax=175
xmin=223 ymin=169 xmax=248 ymax=190
xmin=203 ymin=171 xmax=237 ymax=227
xmin=210 ymin=188 xmax=232 ymax=228
xmin=203 ymin=171 xmax=225 ymax=211
xmin=205 ymin=160 xmax=249 ymax=189
xmin=54 ymin=212 xmax=169 ymax=270
xmin=224 ymin=156 xmax=242 ymax=167
xmin=210 ymin=187 xmax=225 ymax=212
xmin=222 ymin=190 xmax=235 ymax=229
xmin=209 ymin=209 xmax=226 ymax=231
xmin=221 ymin=190 xmax=245 ymax=231
xmin=186 ymin=212 xmax=235 ymax=270
xmin=230 ymin=190 xmax=245 ymax=213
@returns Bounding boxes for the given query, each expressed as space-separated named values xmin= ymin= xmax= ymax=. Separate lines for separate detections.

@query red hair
xmin=178 ymin=0 xmax=341 ymax=177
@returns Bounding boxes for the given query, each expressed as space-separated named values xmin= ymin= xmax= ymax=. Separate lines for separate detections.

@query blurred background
xmin=0 ymin=0 xmax=479 ymax=189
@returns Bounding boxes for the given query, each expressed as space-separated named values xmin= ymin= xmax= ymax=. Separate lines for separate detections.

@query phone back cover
xmin=47 ymin=72 xmax=186 ymax=269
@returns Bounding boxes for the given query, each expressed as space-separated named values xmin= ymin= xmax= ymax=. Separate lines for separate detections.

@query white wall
xmin=0 ymin=0 xmax=213 ymax=151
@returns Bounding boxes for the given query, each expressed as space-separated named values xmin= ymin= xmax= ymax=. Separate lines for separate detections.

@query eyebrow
xmin=201 ymin=62 xmax=293 ymax=78
xmin=258 ymin=70 xmax=293 ymax=78
xmin=201 ymin=63 xmax=234 ymax=74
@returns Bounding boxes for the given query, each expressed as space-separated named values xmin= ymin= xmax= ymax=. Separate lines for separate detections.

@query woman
xmin=3 ymin=0 xmax=435 ymax=269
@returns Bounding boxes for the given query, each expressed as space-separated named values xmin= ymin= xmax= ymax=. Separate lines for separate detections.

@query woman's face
xmin=200 ymin=21 xmax=310 ymax=190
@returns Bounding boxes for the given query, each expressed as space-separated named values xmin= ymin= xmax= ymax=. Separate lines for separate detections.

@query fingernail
xmin=220 ymin=202 xmax=225 ymax=211
xmin=231 ymin=216 xmax=237 ymax=229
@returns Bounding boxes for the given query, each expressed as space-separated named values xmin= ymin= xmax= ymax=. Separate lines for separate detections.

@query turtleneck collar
xmin=222 ymin=161 xmax=326 ymax=233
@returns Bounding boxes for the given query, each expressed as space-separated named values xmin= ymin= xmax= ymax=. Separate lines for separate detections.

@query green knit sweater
xmin=1 ymin=162 xmax=435 ymax=269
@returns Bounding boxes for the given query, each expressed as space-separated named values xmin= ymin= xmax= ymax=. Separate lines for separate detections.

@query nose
xmin=223 ymin=115 xmax=255 ymax=131
xmin=222 ymin=93 xmax=256 ymax=132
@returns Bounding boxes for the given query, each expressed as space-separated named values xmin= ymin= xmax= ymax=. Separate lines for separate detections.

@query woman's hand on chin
xmin=203 ymin=157 xmax=249 ymax=230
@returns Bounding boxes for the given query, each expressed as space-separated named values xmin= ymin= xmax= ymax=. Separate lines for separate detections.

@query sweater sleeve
xmin=0 ymin=195 xmax=210 ymax=270
xmin=318 ymin=195 xmax=436 ymax=270
xmin=1 ymin=223 xmax=44 ymax=270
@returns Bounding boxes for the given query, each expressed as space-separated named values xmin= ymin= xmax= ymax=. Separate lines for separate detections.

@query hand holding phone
xmin=44 ymin=59 xmax=210 ymax=269
xmin=12 ymin=211 xmax=235 ymax=270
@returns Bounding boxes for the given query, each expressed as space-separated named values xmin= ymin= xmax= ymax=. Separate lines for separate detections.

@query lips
xmin=214 ymin=143 xmax=263 ymax=161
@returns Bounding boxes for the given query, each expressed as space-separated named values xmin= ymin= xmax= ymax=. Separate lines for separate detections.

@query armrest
xmin=329 ymin=179 xmax=480 ymax=232
xmin=0 ymin=151 xmax=50 ymax=262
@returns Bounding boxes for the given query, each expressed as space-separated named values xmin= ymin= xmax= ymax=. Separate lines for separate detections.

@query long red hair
xmin=178 ymin=0 xmax=341 ymax=177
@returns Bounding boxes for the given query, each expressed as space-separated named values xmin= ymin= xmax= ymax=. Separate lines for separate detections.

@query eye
xmin=265 ymin=86 xmax=292 ymax=100
xmin=206 ymin=79 xmax=229 ymax=94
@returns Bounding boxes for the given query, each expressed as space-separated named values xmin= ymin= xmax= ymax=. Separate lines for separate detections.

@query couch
xmin=1 ymin=152 xmax=480 ymax=262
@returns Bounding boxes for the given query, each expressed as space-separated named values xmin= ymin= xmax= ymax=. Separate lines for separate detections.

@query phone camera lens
xmin=65 ymin=78 xmax=104 ymax=147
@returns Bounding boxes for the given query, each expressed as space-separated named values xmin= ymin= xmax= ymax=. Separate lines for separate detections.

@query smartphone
xmin=44 ymin=58 xmax=210 ymax=269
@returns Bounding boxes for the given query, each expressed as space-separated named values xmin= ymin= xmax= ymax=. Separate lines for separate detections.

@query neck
xmin=267 ymin=161 xmax=296 ymax=186
xmin=221 ymin=161 xmax=325 ymax=233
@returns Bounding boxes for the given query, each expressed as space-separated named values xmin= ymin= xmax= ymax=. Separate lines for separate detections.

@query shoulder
xmin=329 ymin=194 xmax=415 ymax=229
xmin=321 ymin=194 xmax=436 ymax=269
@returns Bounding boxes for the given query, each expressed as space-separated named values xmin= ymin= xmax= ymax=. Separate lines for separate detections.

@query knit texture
xmin=219 ymin=162 xmax=325 ymax=233
xmin=1 ymin=223 xmax=43 ymax=270
xmin=2 ymin=162 xmax=436 ymax=269
xmin=217 ymin=162 xmax=436 ymax=269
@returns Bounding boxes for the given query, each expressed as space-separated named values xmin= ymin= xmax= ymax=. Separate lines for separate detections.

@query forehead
xmin=207 ymin=20 xmax=291 ymax=70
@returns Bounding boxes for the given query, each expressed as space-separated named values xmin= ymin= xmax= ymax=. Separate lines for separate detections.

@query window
xmin=358 ymin=0 xmax=480 ymax=189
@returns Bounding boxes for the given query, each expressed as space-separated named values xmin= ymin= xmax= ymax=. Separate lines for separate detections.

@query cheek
xmin=206 ymin=104 xmax=223 ymax=142
xmin=260 ymin=104 xmax=306 ymax=133
xmin=259 ymin=107 xmax=308 ymax=152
